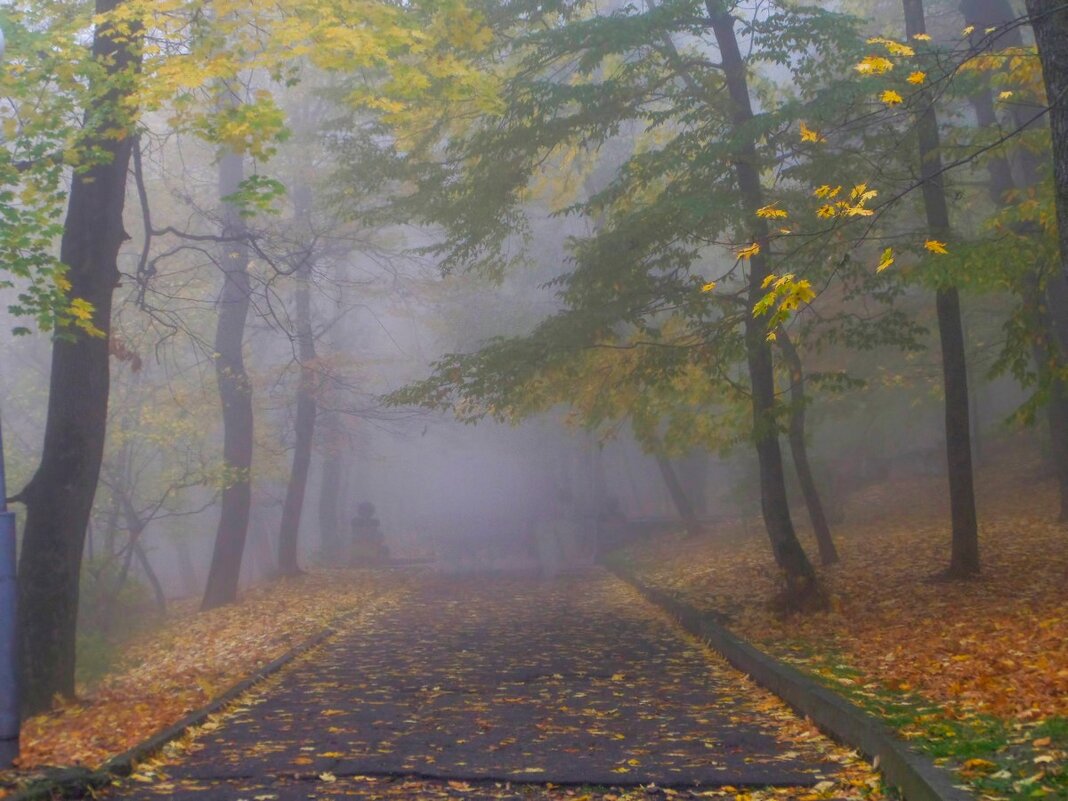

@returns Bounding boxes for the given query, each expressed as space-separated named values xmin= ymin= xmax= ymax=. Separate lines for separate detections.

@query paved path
xmin=102 ymin=572 xmax=836 ymax=800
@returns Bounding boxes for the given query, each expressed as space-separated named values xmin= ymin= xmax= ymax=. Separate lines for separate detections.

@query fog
xmin=0 ymin=0 xmax=1063 ymax=712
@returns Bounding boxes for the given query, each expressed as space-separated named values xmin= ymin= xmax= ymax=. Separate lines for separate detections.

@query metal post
xmin=0 ymin=416 xmax=19 ymax=766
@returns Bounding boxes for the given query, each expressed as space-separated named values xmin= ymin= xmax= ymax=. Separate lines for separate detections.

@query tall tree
xmin=903 ymin=0 xmax=980 ymax=577
xmin=1025 ymin=1 xmax=1068 ymax=296
xmin=201 ymin=116 xmax=255 ymax=610
xmin=277 ymin=184 xmax=319 ymax=576
xmin=16 ymin=0 xmax=141 ymax=714
xmin=700 ymin=4 xmax=819 ymax=600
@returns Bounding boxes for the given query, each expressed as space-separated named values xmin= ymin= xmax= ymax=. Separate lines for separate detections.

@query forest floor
xmin=5 ymin=569 xmax=403 ymax=783
xmin=613 ymin=440 xmax=1067 ymax=801
xmin=92 ymin=573 xmax=882 ymax=801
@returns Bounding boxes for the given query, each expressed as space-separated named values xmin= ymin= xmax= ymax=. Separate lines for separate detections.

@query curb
xmin=8 ymin=601 xmax=381 ymax=801
xmin=606 ymin=563 xmax=972 ymax=801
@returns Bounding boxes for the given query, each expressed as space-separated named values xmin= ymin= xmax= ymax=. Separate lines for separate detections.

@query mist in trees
xmin=0 ymin=0 xmax=1066 ymax=715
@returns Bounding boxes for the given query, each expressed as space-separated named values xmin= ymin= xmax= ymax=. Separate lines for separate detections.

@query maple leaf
xmin=907 ymin=71 xmax=926 ymax=85
xmin=799 ymin=122 xmax=826 ymax=143
xmin=924 ymin=239 xmax=949 ymax=255
xmin=855 ymin=55 xmax=895 ymax=75
xmin=756 ymin=204 xmax=789 ymax=219
xmin=736 ymin=242 xmax=761 ymax=260
xmin=866 ymin=37 xmax=915 ymax=57
xmin=880 ymin=89 xmax=904 ymax=106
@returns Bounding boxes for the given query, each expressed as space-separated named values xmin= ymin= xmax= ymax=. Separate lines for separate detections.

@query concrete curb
xmin=7 ymin=601 xmax=378 ymax=801
xmin=606 ymin=563 xmax=973 ymax=801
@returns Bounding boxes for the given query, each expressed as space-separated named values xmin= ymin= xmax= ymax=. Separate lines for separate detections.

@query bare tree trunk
xmin=317 ymin=416 xmax=344 ymax=561
xmin=904 ymin=0 xmax=980 ymax=577
xmin=654 ymin=453 xmax=702 ymax=538
xmin=277 ymin=188 xmax=318 ymax=576
xmin=132 ymin=542 xmax=167 ymax=614
xmin=15 ymin=0 xmax=139 ymax=715
xmin=202 ymin=134 xmax=254 ymax=610
xmin=707 ymin=4 xmax=819 ymax=606
xmin=1025 ymin=2 xmax=1068 ymax=518
xmin=776 ymin=330 xmax=839 ymax=566
xmin=1026 ymin=0 xmax=1068 ymax=292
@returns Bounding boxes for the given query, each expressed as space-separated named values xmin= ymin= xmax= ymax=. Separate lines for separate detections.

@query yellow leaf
xmin=881 ymin=89 xmax=904 ymax=106
xmin=757 ymin=204 xmax=789 ymax=219
xmin=877 ymin=248 xmax=895 ymax=273
xmin=736 ymin=242 xmax=761 ymax=260
xmin=799 ymin=122 xmax=825 ymax=143
xmin=319 ymin=772 xmax=337 ymax=783
xmin=701 ymin=282 xmax=717 ymax=293
xmin=912 ymin=33 xmax=932 ymax=41
xmin=855 ymin=55 xmax=895 ymax=75
xmin=866 ymin=37 xmax=915 ymax=57
xmin=925 ymin=239 xmax=949 ymax=255
xmin=907 ymin=71 xmax=927 ymax=85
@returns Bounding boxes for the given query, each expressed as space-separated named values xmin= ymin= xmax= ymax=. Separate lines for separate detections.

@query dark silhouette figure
xmin=351 ymin=502 xmax=389 ymax=565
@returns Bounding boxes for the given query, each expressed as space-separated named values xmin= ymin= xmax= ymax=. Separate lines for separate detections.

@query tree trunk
xmin=201 ymin=138 xmax=254 ymax=610
xmin=317 ymin=416 xmax=344 ymax=561
xmin=277 ymin=189 xmax=318 ymax=576
xmin=654 ymin=453 xmax=702 ymax=538
xmin=676 ymin=450 xmax=709 ymax=517
xmin=1026 ymin=0 xmax=1068 ymax=292
xmin=132 ymin=541 xmax=167 ymax=614
xmin=964 ymin=0 xmax=1068 ymax=520
xmin=904 ymin=0 xmax=980 ymax=577
xmin=776 ymin=330 xmax=839 ymax=566
xmin=1024 ymin=2 xmax=1068 ymax=518
xmin=15 ymin=0 xmax=139 ymax=715
xmin=707 ymin=5 xmax=819 ymax=605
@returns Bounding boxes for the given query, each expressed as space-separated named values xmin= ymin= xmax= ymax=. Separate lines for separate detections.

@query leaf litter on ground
xmin=4 ymin=569 xmax=402 ymax=785
xmin=617 ymin=438 xmax=1067 ymax=799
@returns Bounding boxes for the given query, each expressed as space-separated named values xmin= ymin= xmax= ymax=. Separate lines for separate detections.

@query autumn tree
xmin=899 ymin=0 xmax=980 ymax=576
xmin=200 ymin=108 xmax=256 ymax=610
xmin=379 ymin=0 xmax=896 ymax=605
xmin=14 ymin=0 xmax=142 ymax=715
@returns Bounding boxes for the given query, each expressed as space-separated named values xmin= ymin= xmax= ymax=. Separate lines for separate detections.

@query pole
xmin=0 ymin=416 xmax=19 ymax=766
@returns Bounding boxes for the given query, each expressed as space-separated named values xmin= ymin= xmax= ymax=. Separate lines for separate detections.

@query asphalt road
xmin=97 ymin=571 xmax=836 ymax=800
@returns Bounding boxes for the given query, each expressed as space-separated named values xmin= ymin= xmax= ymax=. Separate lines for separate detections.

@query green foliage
xmin=224 ymin=174 xmax=289 ymax=218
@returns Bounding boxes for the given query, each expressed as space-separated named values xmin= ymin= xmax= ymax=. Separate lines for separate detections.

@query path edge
xmin=7 ymin=599 xmax=381 ymax=801
xmin=605 ymin=563 xmax=973 ymax=801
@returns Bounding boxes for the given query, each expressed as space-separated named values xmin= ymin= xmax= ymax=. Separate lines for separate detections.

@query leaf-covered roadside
xmin=613 ymin=443 xmax=1067 ymax=799
xmin=1 ymin=570 xmax=402 ymax=788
